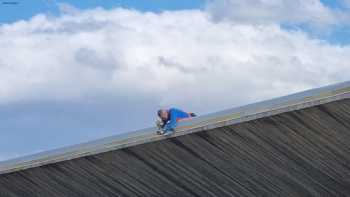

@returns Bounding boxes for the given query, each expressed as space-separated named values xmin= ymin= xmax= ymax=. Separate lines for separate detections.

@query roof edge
xmin=1 ymin=81 xmax=350 ymax=175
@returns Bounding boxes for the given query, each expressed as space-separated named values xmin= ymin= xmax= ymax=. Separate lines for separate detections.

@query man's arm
xmin=164 ymin=110 xmax=177 ymax=132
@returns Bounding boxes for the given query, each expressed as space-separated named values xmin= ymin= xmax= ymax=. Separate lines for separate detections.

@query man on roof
xmin=157 ymin=108 xmax=197 ymax=135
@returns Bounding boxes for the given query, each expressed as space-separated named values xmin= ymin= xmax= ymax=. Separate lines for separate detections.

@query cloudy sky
xmin=0 ymin=0 xmax=350 ymax=161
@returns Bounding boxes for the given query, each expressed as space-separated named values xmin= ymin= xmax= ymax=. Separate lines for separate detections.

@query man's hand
xmin=156 ymin=119 xmax=164 ymax=129
xmin=157 ymin=129 xmax=165 ymax=135
xmin=156 ymin=119 xmax=165 ymax=135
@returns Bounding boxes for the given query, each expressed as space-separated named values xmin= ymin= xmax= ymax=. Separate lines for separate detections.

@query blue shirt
xmin=164 ymin=108 xmax=191 ymax=131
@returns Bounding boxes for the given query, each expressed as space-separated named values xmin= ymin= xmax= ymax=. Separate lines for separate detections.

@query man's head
xmin=157 ymin=109 xmax=169 ymax=122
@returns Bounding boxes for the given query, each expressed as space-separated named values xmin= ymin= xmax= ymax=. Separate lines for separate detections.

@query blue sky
xmin=0 ymin=0 xmax=204 ymax=24
xmin=0 ymin=0 xmax=350 ymax=161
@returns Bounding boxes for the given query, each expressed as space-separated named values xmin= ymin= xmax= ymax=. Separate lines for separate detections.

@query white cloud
xmin=205 ymin=0 xmax=343 ymax=28
xmin=1 ymin=7 xmax=350 ymax=113
xmin=342 ymin=0 xmax=350 ymax=7
xmin=58 ymin=2 xmax=81 ymax=15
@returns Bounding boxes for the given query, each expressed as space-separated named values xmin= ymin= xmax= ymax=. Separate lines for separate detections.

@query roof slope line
xmin=0 ymin=81 xmax=350 ymax=175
